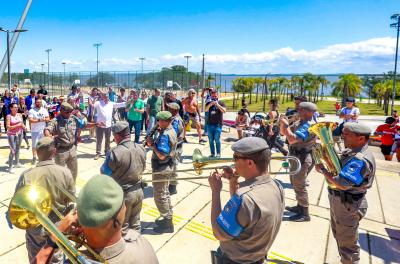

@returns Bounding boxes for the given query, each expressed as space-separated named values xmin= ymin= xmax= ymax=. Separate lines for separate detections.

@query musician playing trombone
xmin=33 ymin=175 xmax=159 ymax=264
xmin=279 ymin=102 xmax=317 ymax=222
xmin=315 ymin=122 xmax=375 ymax=264
xmin=10 ymin=137 xmax=75 ymax=263
xmin=146 ymin=111 xmax=177 ymax=233
xmin=209 ymin=137 xmax=284 ymax=264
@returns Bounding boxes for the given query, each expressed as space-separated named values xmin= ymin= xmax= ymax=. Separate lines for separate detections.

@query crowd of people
xmin=1 ymin=83 xmax=397 ymax=264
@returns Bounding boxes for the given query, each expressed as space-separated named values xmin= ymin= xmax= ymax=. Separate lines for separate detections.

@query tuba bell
xmin=309 ymin=122 xmax=341 ymax=189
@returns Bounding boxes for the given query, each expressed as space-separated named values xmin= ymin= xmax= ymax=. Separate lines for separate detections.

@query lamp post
xmin=139 ymin=57 xmax=145 ymax=88
xmin=45 ymin=49 xmax=52 ymax=94
xmin=93 ymin=43 xmax=102 ymax=87
xmin=391 ymin=14 xmax=400 ymax=115
xmin=184 ymin=55 xmax=192 ymax=90
xmin=41 ymin=63 xmax=44 ymax=85
xmin=0 ymin=27 xmax=27 ymax=90
xmin=62 ymin=62 xmax=66 ymax=95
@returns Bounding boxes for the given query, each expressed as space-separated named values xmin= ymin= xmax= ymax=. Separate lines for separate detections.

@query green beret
xmin=232 ymin=137 xmax=269 ymax=155
xmin=343 ymin=122 xmax=371 ymax=136
xmin=77 ymin=175 xmax=124 ymax=227
xmin=299 ymin=102 xmax=317 ymax=112
xmin=60 ymin=102 xmax=73 ymax=111
xmin=111 ymin=121 xmax=129 ymax=134
xmin=36 ymin=137 xmax=54 ymax=151
xmin=167 ymin=102 xmax=180 ymax=110
xmin=156 ymin=111 xmax=172 ymax=120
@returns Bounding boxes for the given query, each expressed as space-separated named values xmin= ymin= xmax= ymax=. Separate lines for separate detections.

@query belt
xmin=123 ymin=181 xmax=143 ymax=192
xmin=328 ymin=188 xmax=365 ymax=203
xmin=211 ymin=251 xmax=264 ymax=264
xmin=57 ymin=144 xmax=74 ymax=150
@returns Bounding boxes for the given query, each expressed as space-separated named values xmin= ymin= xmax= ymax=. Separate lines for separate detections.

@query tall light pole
xmin=41 ymin=63 xmax=44 ymax=85
xmin=139 ymin=57 xmax=145 ymax=88
xmin=93 ymin=43 xmax=102 ymax=87
xmin=391 ymin=14 xmax=400 ymax=115
xmin=184 ymin=55 xmax=192 ymax=90
xmin=45 ymin=49 xmax=52 ymax=93
xmin=0 ymin=27 xmax=27 ymax=90
xmin=62 ymin=62 xmax=66 ymax=95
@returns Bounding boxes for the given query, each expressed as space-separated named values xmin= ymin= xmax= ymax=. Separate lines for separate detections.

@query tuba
xmin=309 ymin=122 xmax=341 ymax=189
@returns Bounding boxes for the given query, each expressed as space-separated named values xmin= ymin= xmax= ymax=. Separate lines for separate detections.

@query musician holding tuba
xmin=34 ymin=175 xmax=159 ymax=264
xmin=208 ymin=137 xmax=284 ymax=264
xmin=9 ymin=137 xmax=75 ymax=263
xmin=315 ymin=122 xmax=375 ymax=264
xmin=146 ymin=111 xmax=177 ymax=233
xmin=279 ymin=102 xmax=317 ymax=222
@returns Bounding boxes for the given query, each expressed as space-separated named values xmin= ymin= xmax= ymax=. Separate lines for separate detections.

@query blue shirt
xmin=25 ymin=95 xmax=35 ymax=110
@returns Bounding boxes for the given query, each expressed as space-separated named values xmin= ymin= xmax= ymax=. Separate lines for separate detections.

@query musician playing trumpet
xmin=146 ymin=111 xmax=177 ymax=233
xmin=279 ymin=102 xmax=317 ymax=222
xmin=208 ymin=137 xmax=284 ymax=264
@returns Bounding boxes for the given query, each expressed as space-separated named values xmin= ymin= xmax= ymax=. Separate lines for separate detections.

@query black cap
xmin=346 ymin=97 xmax=355 ymax=103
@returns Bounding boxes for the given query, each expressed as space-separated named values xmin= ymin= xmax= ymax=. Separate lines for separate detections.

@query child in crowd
xmin=235 ymin=109 xmax=249 ymax=139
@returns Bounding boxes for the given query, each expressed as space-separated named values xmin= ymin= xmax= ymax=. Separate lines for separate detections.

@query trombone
xmin=8 ymin=185 xmax=103 ymax=264
xmin=142 ymin=148 xmax=301 ymax=183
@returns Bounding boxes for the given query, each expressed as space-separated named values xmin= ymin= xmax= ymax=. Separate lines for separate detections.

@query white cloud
xmin=10 ymin=37 xmax=398 ymax=74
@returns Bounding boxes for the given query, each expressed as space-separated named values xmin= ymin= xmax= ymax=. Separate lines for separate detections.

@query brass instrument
xmin=309 ymin=122 xmax=341 ymax=189
xmin=8 ymin=185 xmax=103 ymax=264
xmin=142 ymin=148 xmax=302 ymax=183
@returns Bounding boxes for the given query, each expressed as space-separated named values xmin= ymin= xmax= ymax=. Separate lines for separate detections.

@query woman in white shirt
xmin=339 ymin=97 xmax=360 ymax=123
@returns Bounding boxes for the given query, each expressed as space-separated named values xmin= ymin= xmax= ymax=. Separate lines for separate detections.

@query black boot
xmin=288 ymin=206 xmax=311 ymax=222
xmin=153 ymin=217 xmax=174 ymax=233
xmin=285 ymin=204 xmax=301 ymax=214
xmin=169 ymin=184 xmax=177 ymax=195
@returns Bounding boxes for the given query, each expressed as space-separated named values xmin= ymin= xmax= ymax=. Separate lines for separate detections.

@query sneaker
xmin=94 ymin=154 xmax=100 ymax=160
xmin=285 ymin=205 xmax=301 ymax=214
xmin=8 ymin=167 xmax=14 ymax=174
xmin=199 ymin=139 xmax=207 ymax=144
xmin=183 ymin=138 xmax=188 ymax=143
xmin=209 ymin=154 xmax=215 ymax=158
xmin=216 ymin=154 xmax=221 ymax=159
xmin=31 ymin=157 xmax=37 ymax=165
xmin=14 ymin=163 xmax=23 ymax=168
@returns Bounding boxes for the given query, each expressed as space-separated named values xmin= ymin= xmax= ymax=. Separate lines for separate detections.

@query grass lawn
xmin=220 ymin=95 xmax=389 ymax=116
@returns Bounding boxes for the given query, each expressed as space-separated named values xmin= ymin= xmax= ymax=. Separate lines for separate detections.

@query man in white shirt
xmin=28 ymin=98 xmax=50 ymax=164
xmin=340 ymin=97 xmax=360 ymax=123
xmin=93 ymin=93 xmax=126 ymax=160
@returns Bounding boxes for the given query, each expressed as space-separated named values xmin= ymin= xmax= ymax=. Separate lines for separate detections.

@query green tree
xmin=206 ymin=74 xmax=215 ymax=88
xmin=253 ymin=77 xmax=264 ymax=103
xmin=332 ymin=73 xmax=362 ymax=107
xmin=86 ymin=72 xmax=115 ymax=87
xmin=318 ymin=76 xmax=329 ymax=101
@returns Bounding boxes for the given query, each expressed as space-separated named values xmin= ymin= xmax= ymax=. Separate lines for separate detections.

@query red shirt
xmin=375 ymin=124 xmax=396 ymax=145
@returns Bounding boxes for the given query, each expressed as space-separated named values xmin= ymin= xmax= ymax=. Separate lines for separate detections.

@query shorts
xmin=380 ymin=144 xmax=392 ymax=156
xmin=184 ymin=112 xmax=199 ymax=125
xmin=31 ymin=131 xmax=44 ymax=148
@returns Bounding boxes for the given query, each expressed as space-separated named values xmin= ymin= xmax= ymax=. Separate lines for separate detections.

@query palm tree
xmin=291 ymin=75 xmax=302 ymax=99
xmin=232 ymin=77 xmax=254 ymax=107
xmin=332 ymin=74 xmax=363 ymax=107
xmin=205 ymin=74 xmax=215 ymax=88
xmin=373 ymin=79 xmax=400 ymax=115
xmin=318 ymin=76 xmax=329 ymax=101
xmin=254 ymin=77 xmax=264 ymax=103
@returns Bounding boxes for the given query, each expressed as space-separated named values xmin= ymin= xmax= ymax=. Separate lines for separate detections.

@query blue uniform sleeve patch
xmin=172 ymin=120 xmax=179 ymax=135
xmin=156 ymin=134 xmax=170 ymax=155
xmin=100 ymin=153 xmax=113 ymax=176
xmin=216 ymin=194 xmax=244 ymax=238
xmin=295 ymin=122 xmax=310 ymax=141
xmin=339 ymin=157 xmax=365 ymax=186
xmin=75 ymin=117 xmax=86 ymax=129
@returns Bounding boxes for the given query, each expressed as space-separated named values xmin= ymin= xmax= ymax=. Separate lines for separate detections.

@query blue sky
xmin=0 ymin=0 xmax=399 ymax=73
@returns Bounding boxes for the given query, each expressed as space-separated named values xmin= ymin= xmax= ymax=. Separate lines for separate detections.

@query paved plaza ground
xmin=0 ymin=115 xmax=399 ymax=263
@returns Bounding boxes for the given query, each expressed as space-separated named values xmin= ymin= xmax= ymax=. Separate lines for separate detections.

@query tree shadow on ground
xmin=143 ymin=186 xmax=154 ymax=199
xmin=224 ymin=137 xmax=238 ymax=142
xmin=275 ymin=179 xmax=293 ymax=190
xmin=359 ymin=228 xmax=400 ymax=264
xmin=76 ymin=153 xmax=96 ymax=159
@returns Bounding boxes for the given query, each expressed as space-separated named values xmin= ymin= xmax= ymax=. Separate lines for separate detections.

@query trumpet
xmin=142 ymin=149 xmax=301 ymax=183
xmin=8 ymin=185 xmax=103 ymax=264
